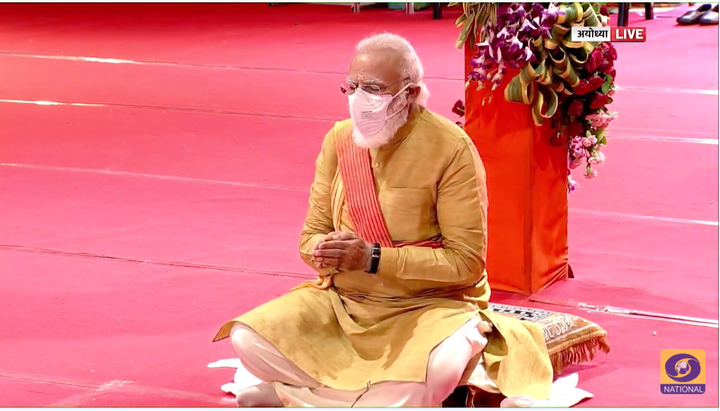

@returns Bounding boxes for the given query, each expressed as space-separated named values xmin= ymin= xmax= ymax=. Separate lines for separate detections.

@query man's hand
xmin=310 ymin=233 xmax=338 ymax=272
xmin=312 ymin=231 xmax=371 ymax=272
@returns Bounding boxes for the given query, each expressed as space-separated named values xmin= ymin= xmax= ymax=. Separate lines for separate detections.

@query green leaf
xmin=600 ymin=82 xmax=611 ymax=94
xmin=596 ymin=129 xmax=607 ymax=145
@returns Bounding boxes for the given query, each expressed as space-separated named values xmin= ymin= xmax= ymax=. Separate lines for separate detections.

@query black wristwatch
xmin=366 ymin=243 xmax=381 ymax=274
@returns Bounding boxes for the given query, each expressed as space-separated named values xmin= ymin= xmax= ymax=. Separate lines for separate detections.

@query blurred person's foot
xmin=698 ymin=4 xmax=719 ymax=25
xmin=676 ymin=3 xmax=712 ymax=25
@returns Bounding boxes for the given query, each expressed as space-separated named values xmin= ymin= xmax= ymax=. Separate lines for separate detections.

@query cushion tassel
xmin=550 ymin=336 xmax=612 ymax=375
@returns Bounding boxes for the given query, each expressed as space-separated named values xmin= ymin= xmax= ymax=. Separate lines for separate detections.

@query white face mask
xmin=348 ymin=85 xmax=412 ymax=138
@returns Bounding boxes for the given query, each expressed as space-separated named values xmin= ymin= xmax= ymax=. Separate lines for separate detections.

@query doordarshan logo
xmin=661 ymin=349 xmax=706 ymax=394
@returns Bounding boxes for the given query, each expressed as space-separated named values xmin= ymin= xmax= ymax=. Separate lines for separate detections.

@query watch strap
xmin=366 ymin=243 xmax=381 ymax=274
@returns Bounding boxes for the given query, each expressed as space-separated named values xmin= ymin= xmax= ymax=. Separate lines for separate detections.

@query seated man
xmin=213 ymin=33 xmax=554 ymax=407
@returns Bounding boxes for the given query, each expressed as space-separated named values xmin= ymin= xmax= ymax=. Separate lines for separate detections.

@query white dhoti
xmin=228 ymin=318 xmax=495 ymax=407
xmin=210 ymin=319 xmax=593 ymax=408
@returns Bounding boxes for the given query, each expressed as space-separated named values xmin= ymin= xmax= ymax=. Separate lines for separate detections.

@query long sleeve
xmin=298 ymin=125 xmax=339 ymax=273
xmin=377 ymin=137 xmax=488 ymax=285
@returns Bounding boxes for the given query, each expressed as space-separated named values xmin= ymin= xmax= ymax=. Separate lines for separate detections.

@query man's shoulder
xmin=334 ymin=118 xmax=353 ymax=128
xmin=415 ymin=109 xmax=474 ymax=149
xmin=323 ymin=119 xmax=353 ymax=144
xmin=317 ymin=119 xmax=353 ymax=150
xmin=413 ymin=110 xmax=484 ymax=173
xmin=331 ymin=119 xmax=353 ymax=134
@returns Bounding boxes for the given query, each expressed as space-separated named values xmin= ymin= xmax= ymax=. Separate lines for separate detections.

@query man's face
xmin=345 ymin=49 xmax=418 ymax=149
xmin=346 ymin=50 xmax=408 ymax=97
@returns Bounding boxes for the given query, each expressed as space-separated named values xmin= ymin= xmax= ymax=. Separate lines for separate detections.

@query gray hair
xmin=355 ymin=33 xmax=430 ymax=107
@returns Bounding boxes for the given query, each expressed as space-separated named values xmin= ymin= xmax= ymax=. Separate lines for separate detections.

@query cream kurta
xmin=215 ymin=107 xmax=554 ymax=400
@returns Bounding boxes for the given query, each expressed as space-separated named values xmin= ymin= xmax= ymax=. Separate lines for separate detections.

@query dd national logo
xmin=661 ymin=349 xmax=706 ymax=394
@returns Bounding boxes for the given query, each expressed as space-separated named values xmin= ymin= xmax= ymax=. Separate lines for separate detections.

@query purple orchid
xmin=523 ymin=46 xmax=534 ymax=61
xmin=469 ymin=2 xmax=562 ymax=89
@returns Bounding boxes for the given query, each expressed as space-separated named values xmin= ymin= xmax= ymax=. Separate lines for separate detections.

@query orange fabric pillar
xmin=464 ymin=44 xmax=569 ymax=294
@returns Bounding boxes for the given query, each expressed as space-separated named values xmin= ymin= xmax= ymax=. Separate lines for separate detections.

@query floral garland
xmin=452 ymin=3 xmax=618 ymax=192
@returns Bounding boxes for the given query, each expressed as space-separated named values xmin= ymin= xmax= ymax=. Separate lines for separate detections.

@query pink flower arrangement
xmin=586 ymin=111 xmax=617 ymax=130
xmin=563 ymin=40 xmax=618 ymax=189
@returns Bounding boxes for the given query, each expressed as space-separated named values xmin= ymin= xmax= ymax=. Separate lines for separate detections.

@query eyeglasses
xmin=340 ymin=77 xmax=412 ymax=96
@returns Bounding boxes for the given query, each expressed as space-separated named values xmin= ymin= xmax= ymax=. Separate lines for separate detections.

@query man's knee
xmin=230 ymin=323 xmax=260 ymax=361
xmin=229 ymin=322 xmax=321 ymax=388
xmin=424 ymin=322 xmax=487 ymax=405
xmin=426 ymin=356 xmax=468 ymax=404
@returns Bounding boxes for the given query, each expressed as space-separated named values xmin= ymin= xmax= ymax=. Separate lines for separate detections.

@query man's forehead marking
xmin=352 ymin=71 xmax=385 ymax=85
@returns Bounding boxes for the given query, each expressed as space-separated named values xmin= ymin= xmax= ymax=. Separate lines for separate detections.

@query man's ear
xmin=406 ymin=84 xmax=420 ymax=103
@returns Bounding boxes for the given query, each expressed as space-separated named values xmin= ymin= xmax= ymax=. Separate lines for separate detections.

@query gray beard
xmin=352 ymin=104 xmax=410 ymax=149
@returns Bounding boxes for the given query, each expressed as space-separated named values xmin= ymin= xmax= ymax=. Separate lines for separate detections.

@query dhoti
xmin=228 ymin=317 xmax=499 ymax=407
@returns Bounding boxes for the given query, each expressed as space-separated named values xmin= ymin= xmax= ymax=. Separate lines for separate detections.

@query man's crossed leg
xmin=229 ymin=319 xmax=489 ymax=407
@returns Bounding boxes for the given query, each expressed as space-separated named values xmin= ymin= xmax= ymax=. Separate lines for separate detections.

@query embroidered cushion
xmin=490 ymin=303 xmax=611 ymax=374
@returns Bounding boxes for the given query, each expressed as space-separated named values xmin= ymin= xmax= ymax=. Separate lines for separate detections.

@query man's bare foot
xmin=236 ymin=382 xmax=283 ymax=407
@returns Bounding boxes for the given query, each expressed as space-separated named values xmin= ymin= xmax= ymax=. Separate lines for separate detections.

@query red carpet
xmin=0 ymin=3 xmax=717 ymax=407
